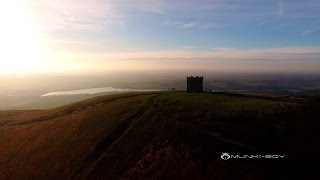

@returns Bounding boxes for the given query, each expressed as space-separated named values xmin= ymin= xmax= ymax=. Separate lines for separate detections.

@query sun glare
xmin=0 ymin=1 xmax=43 ymax=74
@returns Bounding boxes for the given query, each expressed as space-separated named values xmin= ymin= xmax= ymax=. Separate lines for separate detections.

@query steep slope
xmin=0 ymin=92 xmax=319 ymax=179
xmin=0 ymin=92 xmax=156 ymax=179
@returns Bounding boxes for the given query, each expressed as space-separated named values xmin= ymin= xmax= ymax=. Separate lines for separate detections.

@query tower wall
xmin=186 ymin=76 xmax=203 ymax=93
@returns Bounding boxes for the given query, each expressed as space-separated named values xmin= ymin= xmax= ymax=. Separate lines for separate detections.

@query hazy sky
xmin=0 ymin=0 xmax=320 ymax=74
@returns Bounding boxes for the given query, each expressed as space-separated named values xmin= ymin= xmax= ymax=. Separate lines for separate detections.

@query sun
xmin=0 ymin=1 xmax=43 ymax=74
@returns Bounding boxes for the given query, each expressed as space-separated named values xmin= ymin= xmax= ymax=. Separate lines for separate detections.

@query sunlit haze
xmin=1 ymin=1 xmax=320 ymax=179
xmin=0 ymin=0 xmax=320 ymax=74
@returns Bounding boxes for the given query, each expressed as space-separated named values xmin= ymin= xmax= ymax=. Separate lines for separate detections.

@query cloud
xmin=80 ymin=46 xmax=320 ymax=61
xmin=212 ymin=48 xmax=235 ymax=51
xmin=163 ymin=20 xmax=222 ymax=29
xmin=178 ymin=45 xmax=199 ymax=49
xmin=181 ymin=22 xmax=197 ymax=28
xmin=257 ymin=21 xmax=270 ymax=27
xmin=36 ymin=46 xmax=320 ymax=74
xmin=162 ymin=19 xmax=181 ymax=25
xmin=29 ymin=0 xmax=123 ymax=32
xmin=121 ymin=0 xmax=165 ymax=14
xmin=208 ymin=46 xmax=320 ymax=60
xmin=303 ymin=28 xmax=320 ymax=35
xmin=202 ymin=23 xmax=223 ymax=28
xmin=80 ymin=46 xmax=320 ymax=73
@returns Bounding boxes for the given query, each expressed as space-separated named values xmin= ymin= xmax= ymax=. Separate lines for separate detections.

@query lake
xmin=41 ymin=87 xmax=161 ymax=96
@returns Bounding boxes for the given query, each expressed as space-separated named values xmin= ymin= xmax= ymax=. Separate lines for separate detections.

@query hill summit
xmin=0 ymin=92 xmax=319 ymax=179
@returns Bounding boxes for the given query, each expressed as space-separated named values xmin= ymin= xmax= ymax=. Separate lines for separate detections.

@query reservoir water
xmin=41 ymin=87 xmax=161 ymax=96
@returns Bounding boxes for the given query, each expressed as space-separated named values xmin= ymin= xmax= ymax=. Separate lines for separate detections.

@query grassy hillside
xmin=0 ymin=92 xmax=319 ymax=179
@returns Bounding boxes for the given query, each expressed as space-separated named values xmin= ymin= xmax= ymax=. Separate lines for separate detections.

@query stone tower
xmin=186 ymin=76 xmax=203 ymax=93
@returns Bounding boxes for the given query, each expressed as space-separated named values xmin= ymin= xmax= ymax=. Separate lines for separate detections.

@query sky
xmin=0 ymin=0 xmax=320 ymax=74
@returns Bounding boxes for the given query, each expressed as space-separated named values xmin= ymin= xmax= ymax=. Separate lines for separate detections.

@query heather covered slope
xmin=0 ymin=92 xmax=319 ymax=179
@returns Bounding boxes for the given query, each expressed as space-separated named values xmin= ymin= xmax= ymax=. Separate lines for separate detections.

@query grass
xmin=0 ymin=91 xmax=319 ymax=179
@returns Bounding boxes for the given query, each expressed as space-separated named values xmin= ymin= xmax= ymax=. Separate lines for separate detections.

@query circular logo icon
xmin=221 ymin=153 xmax=230 ymax=160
